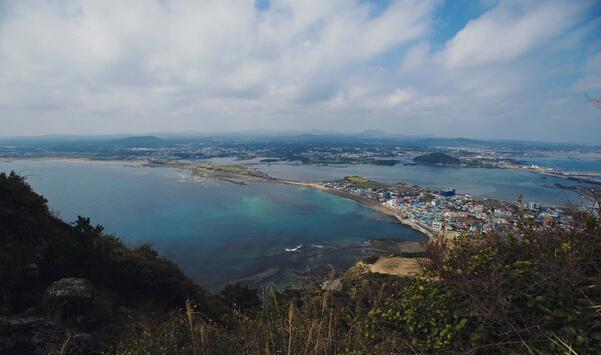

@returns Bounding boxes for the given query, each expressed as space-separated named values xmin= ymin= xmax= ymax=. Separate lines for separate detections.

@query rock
xmin=45 ymin=278 xmax=94 ymax=300
xmin=43 ymin=278 xmax=105 ymax=328
xmin=0 ymin=317 xmax=100 ymax=355
xmin=0 ymin=317 xmax=63 ymax=355
xmin=321 ymin=278 xmax=343 ymax=291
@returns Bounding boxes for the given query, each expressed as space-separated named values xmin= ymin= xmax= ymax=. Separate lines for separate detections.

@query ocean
xmin=517 ymin=155 xmax=601 ymax=174
xmin=0 ymin=159 xmax=423 ymax=289
xmin=253 ymin=162 xmax=594 ymax=206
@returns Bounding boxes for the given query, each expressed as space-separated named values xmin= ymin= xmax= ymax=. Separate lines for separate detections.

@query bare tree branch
xmin=586 ymin=94 xmax=601 ymax=109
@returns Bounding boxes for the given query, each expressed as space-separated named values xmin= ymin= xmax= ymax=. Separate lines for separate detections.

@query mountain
xmin=358 ymin=129 xmax=389 ymax=138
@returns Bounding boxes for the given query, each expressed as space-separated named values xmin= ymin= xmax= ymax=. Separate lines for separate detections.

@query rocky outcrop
xmin=43 ymin=278 xmax=108 ymax=329
xmin=45 ymin=278 xmax=94 ymax=301
xmin=0 ymin=317 xmax=100 ymax=355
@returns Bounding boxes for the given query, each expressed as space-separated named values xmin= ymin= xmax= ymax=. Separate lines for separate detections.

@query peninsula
xmin=144 ymin=159 xmax=571 ymax=240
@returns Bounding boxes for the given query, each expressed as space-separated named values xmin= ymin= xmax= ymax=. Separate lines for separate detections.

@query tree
xmin=72 ymin=215 xmax=104 ymax=234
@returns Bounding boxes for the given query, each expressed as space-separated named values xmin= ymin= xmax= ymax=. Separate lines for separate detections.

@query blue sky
xmin=0 ymin=0 xmax=600 ymax=143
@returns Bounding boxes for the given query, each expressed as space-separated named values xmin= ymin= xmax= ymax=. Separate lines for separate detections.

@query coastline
xmin=275 ymin=180 xmax=436 ymax=239
xmin=501 ymin=162 xmax=601 ymax=186
xmin=0 ymin=156 xmax=148 ymax=165
xmin=322 ymin=188 xmax=436 ymax=239
xmin=0 ymin=156 xmax=437 ymax=239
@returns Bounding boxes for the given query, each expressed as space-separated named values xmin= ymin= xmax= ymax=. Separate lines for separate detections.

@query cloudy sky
xmin=1 ymin=0 xmax=600 ymax=143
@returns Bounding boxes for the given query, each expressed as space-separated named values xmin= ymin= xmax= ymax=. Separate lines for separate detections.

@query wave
xmin=284 ymin=244 xmax=303 ymax=252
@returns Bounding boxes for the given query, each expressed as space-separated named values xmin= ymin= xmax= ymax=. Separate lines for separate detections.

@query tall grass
xmin=115 ymin=211 xmax=601 ymax=354
xmin=115 ymin=278 xmax=369 ymax=354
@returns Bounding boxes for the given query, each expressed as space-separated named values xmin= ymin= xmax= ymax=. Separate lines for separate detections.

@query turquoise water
xmin=254 ymin=163 xmax=592 ymax=206
xmin=0 ymin=159 xmax=423 ymax=289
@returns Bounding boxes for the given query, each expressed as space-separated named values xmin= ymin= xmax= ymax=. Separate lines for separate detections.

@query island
xmin=413 ymin=152 xmax=461 ymax=166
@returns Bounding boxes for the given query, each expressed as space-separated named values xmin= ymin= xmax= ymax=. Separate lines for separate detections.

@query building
xmin=527 ymin=201 xmax=541 ymax=211
xmin=440 ymin=188 xmax=456 ymax=197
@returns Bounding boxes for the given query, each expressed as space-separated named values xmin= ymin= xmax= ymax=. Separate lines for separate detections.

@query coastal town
xmin=321 ymin=176 xmax=572 ymax=238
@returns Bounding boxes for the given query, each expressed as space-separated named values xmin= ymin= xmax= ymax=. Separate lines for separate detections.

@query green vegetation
xmin=343 ymin=175 xmax=388 ymax=189
xmin=0 ymin=170 xmax=213 ymax=322
xmin=420 ymin=191 xmax=436 ymax=203
xmin=345 ymin=175 xmax=369 ymax=183
xmin=414 ymin=152 xmax=461 ymax=165
xmin=196 ymin=163 xmax=263 ymax=177
xmin=116 ymin=216 xmax=601 ymax=354
xmin=2 ymin=171 xmax=600 ymax=353
xmin=216 ymin=165 xmax=248 ymax=173
xmin=115 ymin=212 xmax=601 ymax=353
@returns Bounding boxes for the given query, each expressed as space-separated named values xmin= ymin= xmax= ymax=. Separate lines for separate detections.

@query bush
xmin=1 ymin=171 xmax=209 ymax=314
xmin=419 ymin=213 xmax=601 ymax=353
xmin=117 ymin=213 xmax=601 ymax=354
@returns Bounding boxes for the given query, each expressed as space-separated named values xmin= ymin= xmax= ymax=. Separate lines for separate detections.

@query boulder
xmin=0 ymin=317 xmax=100 ymax=355
xmin=43 ymin=278 xmax=105 ymax=328
xmin=45 ymin=278 xmax=94 ymax=301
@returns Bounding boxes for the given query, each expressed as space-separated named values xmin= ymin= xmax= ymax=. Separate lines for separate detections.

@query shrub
xmin=1 ymin=172 xmax=209 ymax=314
xmin=117 ymin=213 xmax=601 ymax=353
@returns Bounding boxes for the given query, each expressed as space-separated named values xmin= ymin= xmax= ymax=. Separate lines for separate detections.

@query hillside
xmin=1 ymin=171 xmax=600 ymax=354
xmin=0 ymin=171 xmax=221 ymax=353
xmin=414 ymin=152 xmax=461 ymax=165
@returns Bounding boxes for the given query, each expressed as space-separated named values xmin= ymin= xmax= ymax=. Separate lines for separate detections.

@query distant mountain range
xmin=1 ymin=132 xmax=599 ymax=151
xmin=108 ymin=136 xmax=164 ymax=148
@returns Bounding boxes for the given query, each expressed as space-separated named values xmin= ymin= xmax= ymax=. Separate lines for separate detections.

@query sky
xmin=0 ymin=0 xmax=600 ymax=143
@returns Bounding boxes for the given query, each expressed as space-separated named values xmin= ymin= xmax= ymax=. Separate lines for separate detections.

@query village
xmin=322 ymin=176 xmax=571 ymax=238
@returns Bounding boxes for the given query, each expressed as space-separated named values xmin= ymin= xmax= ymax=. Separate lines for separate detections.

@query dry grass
xmin=363 ymin=257 xmax=424 ymax=277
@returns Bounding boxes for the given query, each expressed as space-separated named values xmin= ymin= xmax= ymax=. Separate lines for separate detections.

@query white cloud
xmin=0 ymin=0 xmax=434 ymax=109
xmin=381 ymin=88 xmax=414 ymax=107
xmin=400 ymin=42 xmax=431 ymax=72
xmin=442 ymin=1 xmax=586 ymax=68
xmin=0 ymin=0 xmax=599 ymax=143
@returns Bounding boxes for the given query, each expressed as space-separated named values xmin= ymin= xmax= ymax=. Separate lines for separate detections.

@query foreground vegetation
xmin=116 ymin=212 xmax=601 ymax=354
xmin=1 ymin=171 xmax=600 ymax=354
